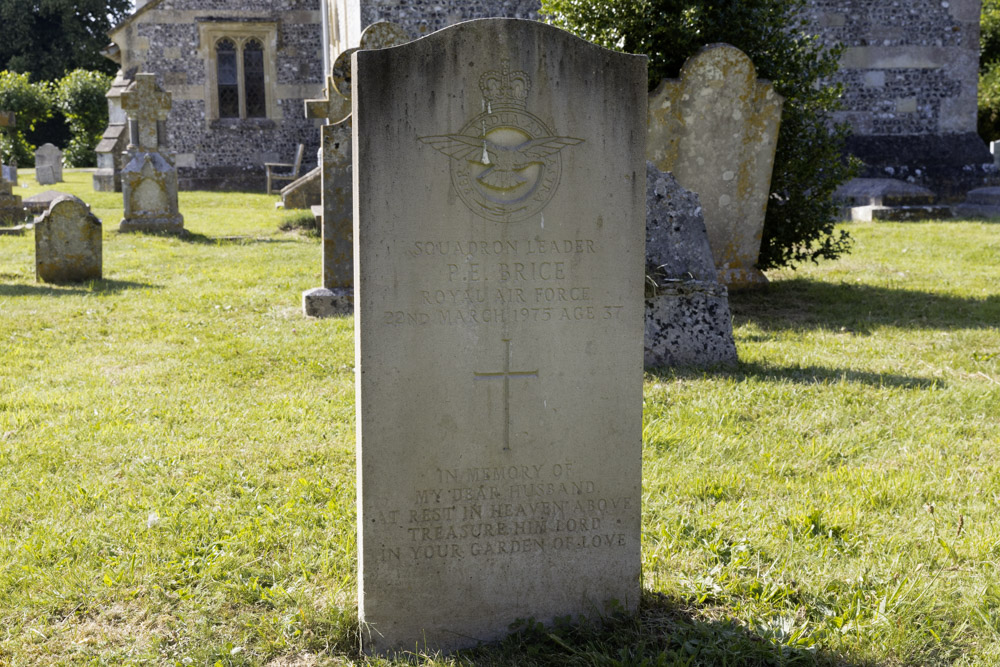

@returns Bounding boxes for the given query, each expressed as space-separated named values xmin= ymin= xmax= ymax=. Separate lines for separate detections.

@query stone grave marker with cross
xmin=119 ymin=73 xmax=184 ymax=233
xmin=302 ymin=22 xmax=411 ymax=317
xmin=353 ymin=18 xmax=646 ymax=654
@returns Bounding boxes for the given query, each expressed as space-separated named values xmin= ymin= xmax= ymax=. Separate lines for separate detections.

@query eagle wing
xmin=419 ymin=134 xmax=494 ymax=165
xmin=516 ymin=136 xmax=584 ymax=159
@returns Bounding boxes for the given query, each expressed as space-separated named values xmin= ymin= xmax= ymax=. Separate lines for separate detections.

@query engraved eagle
xmin=419 ymin=134 xmax=583 ymax=191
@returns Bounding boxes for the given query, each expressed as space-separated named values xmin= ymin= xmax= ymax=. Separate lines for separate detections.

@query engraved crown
xmin=479 ymin=59 xmax=531 ymax=110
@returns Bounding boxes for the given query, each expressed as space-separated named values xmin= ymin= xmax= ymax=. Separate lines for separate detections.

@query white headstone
xmin=353 ymin=18 xmax=646 ymax=654
xmin=35 ymin=143 xmax=63 ymax=184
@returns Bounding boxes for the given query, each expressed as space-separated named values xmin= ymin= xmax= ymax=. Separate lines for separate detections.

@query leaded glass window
xmin=216 ymin=38 xmax=239 ymax=118
xmin=243 ymin=39 xmax=266 ymax=119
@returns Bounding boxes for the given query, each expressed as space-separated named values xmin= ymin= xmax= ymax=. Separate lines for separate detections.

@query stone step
xmin=962 ymin=186 xmax=1000 ymax=206
xmin=847 ymin=204 xmax=952 ymax=222
xmin=953 ymin=202 xmax=1000 ymax=219
xmin=835 ymin=177 xmax=938 ymax=208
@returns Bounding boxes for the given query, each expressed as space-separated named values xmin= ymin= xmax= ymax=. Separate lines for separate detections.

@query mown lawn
xmin=1 ymin=170 xmax=999 ymax=665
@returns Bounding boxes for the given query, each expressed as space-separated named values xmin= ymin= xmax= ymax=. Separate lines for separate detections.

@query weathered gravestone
xmin=35 ymin=143 xmax=63 ymax=185
xmin=24 ymin=190 xmax=75 ymax=216
xmin=119 ymin=74 xmax=184 ymax=233
xmin=353 ymin=19 xmax=646 ymax=653
xmin=0 ymin=111 xmax=24 ymax=225
xmin=0 ymin=176 xmax=27 ymax=229
xmin=302 ymin=22 xmax=411 ymax=317
xmin=644 ymin=163 xmax=737 ymax=367
xmin=648 ymin=44 xmax=783 ymax=289
xmin=2 ymin=159 xmax=17 ymax=186
xmin=35 ymin=195 xmax=102 ymax=283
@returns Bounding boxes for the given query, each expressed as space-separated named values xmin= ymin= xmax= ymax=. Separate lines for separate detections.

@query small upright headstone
xmin=0 ymin=111 xmax=14 ymax=127
xmin=35 ymin=195 xmax=102 ymax=283
xmin=119 ymin=74 xmax=184 ymax=233
xmin=648 ymin=44 xmax=783 ymax=289
xmin=0 ymin=176 xmax=27 ymax=228
xmin=302 ymin=22 xmax=410 ymax=317
xmin=35 ymin=143 xmax=63 ymax=185
xmin=2 ymin=159 xmax=17 ymax=185
xmin=354 ymin=18 xmax=646 ymax=653
xmin=644 ymin=164 xmax=737 ymax=367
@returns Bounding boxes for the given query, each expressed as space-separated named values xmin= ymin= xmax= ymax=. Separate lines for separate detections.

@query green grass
xmin=2 ymin=170 xmax=1000 ymax=665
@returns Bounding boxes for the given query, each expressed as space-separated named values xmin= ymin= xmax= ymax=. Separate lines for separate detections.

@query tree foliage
xmin=0 ymin=69 xmax=112 ymax=167
xmin=56 ymin=69 xmax=113 ymax=167
xmin=542 ymin=0 xmax=855 ymax=270
xmin=0 ymin=0 xmax=133 ymax=81
xmin=979 ymin=0 xmax=1000 ymax=141
xmin=0 ymin=71 xmax=54 ymax=165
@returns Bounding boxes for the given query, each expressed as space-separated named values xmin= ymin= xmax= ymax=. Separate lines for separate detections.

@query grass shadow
xmin=0 ymin=278 xmax=159 ymax=297
xmin=730 ymin=278 xmax=1000 ymax=334
xmin=648 ymin=360 xmax=942 ymax=390
xmin=114 ymin=229 xmax=300 ymax=245
xmin=449 ymin=592 xmax=864 ymax=666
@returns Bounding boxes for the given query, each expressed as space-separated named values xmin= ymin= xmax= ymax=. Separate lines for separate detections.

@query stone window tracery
xmin=214 ymin=36 xmax=268 ymax=119
xmin=199 ymin=22 xmax=278 ymax=124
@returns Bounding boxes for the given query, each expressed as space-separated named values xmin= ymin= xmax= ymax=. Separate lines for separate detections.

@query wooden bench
xmin=265 ymin=144 xmax=305 ymax=195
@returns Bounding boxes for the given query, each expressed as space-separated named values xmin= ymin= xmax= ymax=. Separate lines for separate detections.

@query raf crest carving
xmin=420 ymin=60 xmax=583 ymax=223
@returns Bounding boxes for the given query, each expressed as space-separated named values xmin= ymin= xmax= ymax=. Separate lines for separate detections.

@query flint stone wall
xmin=359 ymin=0 xmax=539 ymax=37
xmin=644 ymin=164 xmax=738 ymax=368
xmin=803 ymin=0 xmax=993 ymax=198
xmin=325 ymin=0 xmax=539 ymax=59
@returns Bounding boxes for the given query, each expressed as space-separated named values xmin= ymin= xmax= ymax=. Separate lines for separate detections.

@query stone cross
xmin=473 ymin=339 xmax=539 ymax=451
xmin=121 ymin=73 xmax=172 ymax=150
xmin=302 ymin=22 xmax=411 ymax=317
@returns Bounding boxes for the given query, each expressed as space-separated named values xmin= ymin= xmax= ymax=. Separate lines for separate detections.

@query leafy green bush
xmin=0 ymin=70 xmax=53 ymax=165
xmin=55 ymin=69 xmax=112 ymax=167
xmin=980 ymin=0 xmax=1000 ymax=141
xmin=542 ymin=0 xmax=855 ymax=271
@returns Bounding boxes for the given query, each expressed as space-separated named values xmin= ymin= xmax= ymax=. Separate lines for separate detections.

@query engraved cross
xmin=474 ymin=339 xmax=538 ymax=451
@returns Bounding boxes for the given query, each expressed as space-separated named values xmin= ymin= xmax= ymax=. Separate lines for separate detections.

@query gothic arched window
xmin=211 ymin=35 xmax=270 ymax=120
xmin=243 ymin=39 xmax=266 ymax=119
xmin=216 ymin=38 xmax=240 ymax=118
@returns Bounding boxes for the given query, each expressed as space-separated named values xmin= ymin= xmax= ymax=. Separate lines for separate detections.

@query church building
xmin=100 ymin=0 xmax=326 ymax=191
xmin=98 ymin=0 xmax=990 ymax=198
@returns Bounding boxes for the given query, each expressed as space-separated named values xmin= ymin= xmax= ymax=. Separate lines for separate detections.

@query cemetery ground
xmin=1 ymin=171 xmax=999 ymax=666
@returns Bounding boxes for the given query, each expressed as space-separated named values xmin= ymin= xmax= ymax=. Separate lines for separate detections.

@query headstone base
xmin=0 ymin=224 xmax=28 ymax=236
xmin=847 ymin=205 xmax=952 ymax=222
xmin=119 ymin=215 xmax=185 ymax=233
xmin=954 ymin=186 xmax=1000 ymax=218
xmin=0 ymin=183 xmax=26 ymax=225
xmin=302 ymin=286 xmax=353 ymax=317
xmin=644 ymin=280 xmax=738 ymax=368
xmin=718 ymin=267 xmax=768 ymax=290
xmin=93 ymin=169 xmax=119 ymax=192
